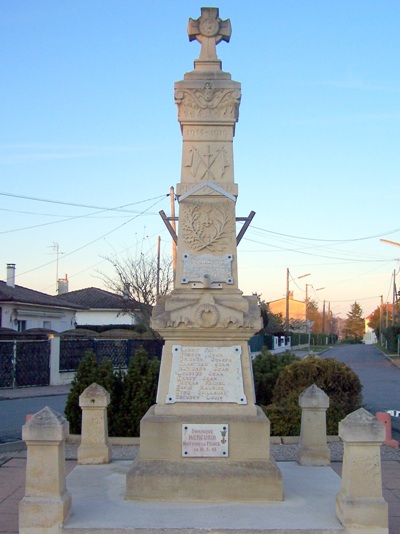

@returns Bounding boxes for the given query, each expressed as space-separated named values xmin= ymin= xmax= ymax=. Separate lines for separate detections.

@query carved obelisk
xmin=126 ymin=7 xmax=283 ymax=502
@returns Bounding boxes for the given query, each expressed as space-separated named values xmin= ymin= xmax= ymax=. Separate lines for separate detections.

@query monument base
xmin=62 ymin=461 xmax=356 ymax=533
xmin=126 ymin=405 xmax=283 ymax=502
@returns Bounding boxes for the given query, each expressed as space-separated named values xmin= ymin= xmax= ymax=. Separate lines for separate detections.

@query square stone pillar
xmin=78 ymin=382 xmax=112 ymax=464
xmin=336 ymin=408 xmax=388 ymax=532
xmin=296 ymin=384 xmax=330 ymax=466
xmin=19 ymin=406 xmax=71 ymax=534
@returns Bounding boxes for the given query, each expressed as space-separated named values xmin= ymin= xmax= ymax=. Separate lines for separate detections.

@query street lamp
xmin=285 ymin=268 xmax=311 ymax=336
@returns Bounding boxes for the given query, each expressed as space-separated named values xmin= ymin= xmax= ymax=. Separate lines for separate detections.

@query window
xmin=17 ymin=320 xmax=27 ymax=332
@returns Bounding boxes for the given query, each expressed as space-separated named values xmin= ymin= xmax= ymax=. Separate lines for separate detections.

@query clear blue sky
xmin=1 ymin=1 xmax=399 ymax=318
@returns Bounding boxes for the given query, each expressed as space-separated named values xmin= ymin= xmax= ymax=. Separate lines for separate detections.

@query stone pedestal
xmin=296 ymin=384 xmax=330 ymax=466
xmin=78 ymin=382 xmax=112 ymax=464
xmin=126 ymin=7 xmax=282 ymax=502
xmin=19 ymin=406 xmax=71 ymax=534
xmin=336 ymin=408 xmax=388 ymax=532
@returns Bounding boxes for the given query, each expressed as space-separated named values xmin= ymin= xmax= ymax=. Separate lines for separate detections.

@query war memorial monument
xmin=18 ymin=7 xmax=389 ymax=534
xmin=126 ymin=6 xmax=282 ymax=502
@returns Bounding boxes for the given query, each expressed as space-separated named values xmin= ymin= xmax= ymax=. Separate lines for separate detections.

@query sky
xmin=1 ymin=1 xmax=399 ymax=319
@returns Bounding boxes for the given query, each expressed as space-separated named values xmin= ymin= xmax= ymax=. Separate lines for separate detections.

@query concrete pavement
xmin=1 ymin=365 xmax=400 ymax=533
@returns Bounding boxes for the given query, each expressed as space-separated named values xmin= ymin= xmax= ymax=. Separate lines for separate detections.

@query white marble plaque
xmin=166 ymin=345 xmax=247 ymax=404
xmin=182 ymin=424 xmax=229 ymax=457
xmin=181 ymin=253 xmax=233 ymax=284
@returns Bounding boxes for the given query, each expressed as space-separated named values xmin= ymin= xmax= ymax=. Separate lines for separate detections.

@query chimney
xmin=57 ymin=274 xmax=69 ymax=295
xmin=6 ymin=263 xmax=16 ymax=288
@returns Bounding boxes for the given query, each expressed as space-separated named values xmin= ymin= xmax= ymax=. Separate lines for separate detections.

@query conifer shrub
xmin=64 ymin=347 xmax=160 ymax=437
xmin=252 ymin=348 xmax=299 ymax=406
xmin=264 ymin=356 xmax=363 ymax=436
xmin=117 ymin=347 xmax=160 ymax=437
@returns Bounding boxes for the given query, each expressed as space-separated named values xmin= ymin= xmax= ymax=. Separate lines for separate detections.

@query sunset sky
xmin=1 ymin=1 xmax=399 ymax=318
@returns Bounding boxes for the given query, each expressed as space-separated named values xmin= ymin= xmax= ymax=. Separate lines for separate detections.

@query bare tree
xmin=99 ymin=253 xmax=173 ymax=335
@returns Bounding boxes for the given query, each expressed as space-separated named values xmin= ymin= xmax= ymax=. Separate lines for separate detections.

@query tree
xmin=343 ymin=301 xmax=365 ymax=343
xmin=307 ymin=299 xmax=323 ymax=334
xmin=368 ymin=303 xmax=394 ymax=340
xmin=100 ymin=252 xmax=173 ymax=335
xmin=256 ymin=297 xmax=285 ymax=335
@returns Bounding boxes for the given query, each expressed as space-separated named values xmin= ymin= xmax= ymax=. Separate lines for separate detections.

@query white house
xmin=0 ymin=264 xmax=79 ymax=332
xmin=57 ymin=287 xmax=139 ymax=327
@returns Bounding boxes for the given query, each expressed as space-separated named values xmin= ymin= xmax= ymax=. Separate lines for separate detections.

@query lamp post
xmin=285 ymin=269 xmax=310 ymax=336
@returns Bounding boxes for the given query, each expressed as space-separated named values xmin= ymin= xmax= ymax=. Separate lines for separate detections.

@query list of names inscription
xmin=166 ymin=345 xmax=246 ymax=404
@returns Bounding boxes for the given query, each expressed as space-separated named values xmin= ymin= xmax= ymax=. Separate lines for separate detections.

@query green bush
xmin=252 ymin=348 xmax=299 ymax=406
xmin=64 ymin=351 xmax=96 ymax=434
xmin=64 ymin=347 xmax=160 ymax=437
xmin=264 ymin=356 xmax=363 ymax=436
xmin=116 ymin=347 xmax=160 ymax=437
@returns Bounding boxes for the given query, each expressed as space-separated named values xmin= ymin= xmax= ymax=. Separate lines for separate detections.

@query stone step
xmin=63 ymin=461 xmax=345 ymax=533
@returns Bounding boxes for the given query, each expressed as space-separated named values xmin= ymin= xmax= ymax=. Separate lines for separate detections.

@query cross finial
xmin=188 ymin=7 xmax=231 ymax=61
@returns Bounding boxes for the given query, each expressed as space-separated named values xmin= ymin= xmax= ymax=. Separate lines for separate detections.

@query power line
xmin=17 ymin=196 xmax=167 ymax=279
xmin=250 ymin=225 xmax=400 ymax=244
xmin=0 ymin=191 xmax=167 ymax=213
xmin=0 ymin=194 xmax=168 ymax=235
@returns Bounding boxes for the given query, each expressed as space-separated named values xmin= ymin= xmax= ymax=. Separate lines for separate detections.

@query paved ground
xmin=1 ymin=350 xmax=400 ymax=533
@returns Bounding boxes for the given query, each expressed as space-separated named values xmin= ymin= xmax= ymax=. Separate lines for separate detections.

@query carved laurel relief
xmin=175 ymin=82 xmax=241 ymax=120
xmin=181 ymin=202 xmax=234 ymax=252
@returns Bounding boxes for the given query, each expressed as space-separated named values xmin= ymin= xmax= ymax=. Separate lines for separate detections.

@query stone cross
xmin=188 ymin=7 xmax=231 ymax=61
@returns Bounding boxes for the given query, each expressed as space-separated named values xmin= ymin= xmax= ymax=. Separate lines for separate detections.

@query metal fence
xmin=59 ymin=338 xmax=164 ymax=372
xmin=0 ymin=340 xmax=50 ymax=388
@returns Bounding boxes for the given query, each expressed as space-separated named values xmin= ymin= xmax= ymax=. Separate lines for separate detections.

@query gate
xmin=0 ymin=340 xmax=50 ymax=388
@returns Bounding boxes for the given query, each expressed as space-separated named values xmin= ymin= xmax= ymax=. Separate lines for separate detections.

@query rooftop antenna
xmin=48 ymin=242 xmax=64 ymax=292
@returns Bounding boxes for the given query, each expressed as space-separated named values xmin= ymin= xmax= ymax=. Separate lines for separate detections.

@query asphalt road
xmin=0 ymin=394 xmax=68 ymax=443
xmin=320 ymin=344 xmax=400 ymax=434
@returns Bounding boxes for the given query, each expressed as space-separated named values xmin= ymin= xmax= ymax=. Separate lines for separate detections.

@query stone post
xmin=19 ymin=406 xmax=71 ymax=534
xmin=336 ymin=408 xmax=388 ymax=532
xmin=296 ymin=384 xmax=330 ymax=466
xmin=78 ymin=382 xmax=112 ymax=464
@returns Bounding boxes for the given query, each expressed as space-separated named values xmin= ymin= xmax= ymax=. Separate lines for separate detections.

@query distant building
xmin=57 ymin=287 xmax=139 ymax=327
xmin=268 ymin=291 xmax=306 ymax=332
xmin=0 ymin=264 xmax=79 ymax=332
xmin=364 ymin=314 xmax=378 ymax=344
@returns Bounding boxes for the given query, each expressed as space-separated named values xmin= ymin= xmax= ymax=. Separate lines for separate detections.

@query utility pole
xmin=322 ymin=300 xmax=326 ymax=336
xmin=156 ymin=236 xmax=161 ymax=298
xmin=393 ymin=269 xmax=396 ymax=326
xmin=170 ymin=186 xmax=177 ymax=283
xmin=285 ymin=268 xmax=290 ymax=336
xmin=380 ymin=295 xmax=383 ymax=345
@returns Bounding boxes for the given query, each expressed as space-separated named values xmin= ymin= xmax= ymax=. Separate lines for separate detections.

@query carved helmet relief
xmin=175 ymin=84 xmax=241 ymax=121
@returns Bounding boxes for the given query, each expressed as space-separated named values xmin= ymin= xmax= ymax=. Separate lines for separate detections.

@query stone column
xmin=296 ymin=384 xmax=330 ymax=466
xmin=19 ymin=406 xmax=71 ymax=534
xmin=336 ymin=408 xmax=388 ymax=532
xmin=78 ymin=382 xmax=112 ymax=464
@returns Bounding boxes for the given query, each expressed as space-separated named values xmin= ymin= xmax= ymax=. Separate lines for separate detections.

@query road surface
xmin=320 ymin=344 xmax=400 ymax=434
xmin=0 ymin=394 xmax=68 ymax=443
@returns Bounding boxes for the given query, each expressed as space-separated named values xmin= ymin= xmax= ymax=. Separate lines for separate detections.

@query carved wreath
xmin=195 ymin=303 xmax=219 ymax=328
xmin=181 ymin=202 xmax=234 ymax=252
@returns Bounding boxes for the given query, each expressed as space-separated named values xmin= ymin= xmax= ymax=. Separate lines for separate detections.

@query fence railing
xmin=60 ymin=338 xmax=163 ymax=371
xmin=0 ymin=336 xmax=164 ymax=389
xmin=0 ymin=340 xmax=50 ymax=388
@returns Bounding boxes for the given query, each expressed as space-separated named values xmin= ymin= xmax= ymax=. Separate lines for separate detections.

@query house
xmin=268 ymin=291 xmax=306 ymax=332
xmin=0 ymin=264 xmax=80 ymax=332
xmin=364 ymin=314 xmax=378 ymax=345
xmin=57 ymin=287 xmax=139 ymax=327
